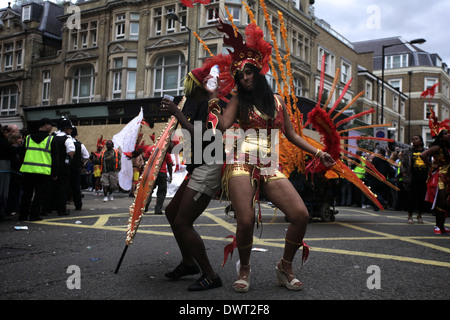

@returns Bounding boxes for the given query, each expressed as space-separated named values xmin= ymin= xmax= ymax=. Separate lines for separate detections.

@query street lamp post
xmin=166 ymin=12 xmax=191 ymax=72
xmin=380 ymin=38 xmax=426 ymax=124
xmin=408 ymin=71 xmax=413 ymax=142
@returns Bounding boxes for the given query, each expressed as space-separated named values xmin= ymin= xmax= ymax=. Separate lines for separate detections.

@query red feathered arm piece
xmin=222 ymin=235 xmax=237 ymax=267
xmin=123 ymin=152 xmax=133 ymax=159
xmin=421 ymin=83 xmax=439 ymax=99
xmin=305 ymin=106 xmax=340 ymax=173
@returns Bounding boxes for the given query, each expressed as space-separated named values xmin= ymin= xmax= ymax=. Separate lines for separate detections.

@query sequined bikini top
xmin=238 ymin=95 xmax=285 ymax=133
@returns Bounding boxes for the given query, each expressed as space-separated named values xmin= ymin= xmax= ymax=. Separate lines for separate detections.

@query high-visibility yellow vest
xmin=354 ymin=156 xmax=366 ymax=179
xmin=20 ymin=135 xmax=53 ymax=175
xmin=397 ymin=161 xmax=402 ymax=181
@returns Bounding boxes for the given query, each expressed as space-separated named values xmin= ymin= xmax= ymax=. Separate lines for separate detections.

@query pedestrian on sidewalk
xmin=100 ymin=140 xmax=121 ymax=202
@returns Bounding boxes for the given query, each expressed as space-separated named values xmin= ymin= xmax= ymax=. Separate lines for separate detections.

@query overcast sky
xmin=312 ymin=0 xmax=450 ymax=64
xmin=1 ymin=0 xmax=449 ymax=65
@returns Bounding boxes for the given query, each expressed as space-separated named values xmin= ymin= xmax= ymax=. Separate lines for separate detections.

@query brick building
xmin=355 ymin=37 xmax=450 ymax=146
xmin=2 ymin=0 xmax=442 ymax=150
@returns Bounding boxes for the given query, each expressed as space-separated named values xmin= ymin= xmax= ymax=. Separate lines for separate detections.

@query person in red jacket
xmin=144 ymin=144 xmax=173 ymax=214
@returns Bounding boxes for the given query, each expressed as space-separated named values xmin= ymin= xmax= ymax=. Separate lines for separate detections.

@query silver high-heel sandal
xmin=234 ymin=261 xmax=251 ymax=293
xmin=276 ymin=258 xmax=303 ymax=291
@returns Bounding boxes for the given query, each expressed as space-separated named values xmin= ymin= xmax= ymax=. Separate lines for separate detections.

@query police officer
xmin=19 ymin=118 xmax=59 ymax=221
xmin=51 ymin=117 xmax=75 ymax=216
xmin=70 ymin=127 xmax=89 ymax=210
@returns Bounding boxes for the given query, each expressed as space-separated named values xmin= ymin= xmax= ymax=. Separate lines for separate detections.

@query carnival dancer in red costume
xmin=420 ymin=109 xmax=450 ymax=234
xmin=91 ymin=136 xmax=106 ymax=196
xmin=208 ymin=21 xmax=335 ymax=292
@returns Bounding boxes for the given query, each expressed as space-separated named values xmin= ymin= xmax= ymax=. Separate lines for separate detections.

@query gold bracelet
xmin=314 ymin=149 xmax=324 ymax=158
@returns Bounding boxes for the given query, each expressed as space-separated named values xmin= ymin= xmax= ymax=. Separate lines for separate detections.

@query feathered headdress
xmin=97 ymin=135 xmax=106 ymax=149
xmin=180 ymin=0 xmax=210 ymax=8
xmin=218 ymin=20 xmax=272 ymax=76
xmin=428 ymin=107 xmax=450 ymax=138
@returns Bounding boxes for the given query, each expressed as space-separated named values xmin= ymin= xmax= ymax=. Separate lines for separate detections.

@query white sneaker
xmin=103 ymin=196 xmax=108 ymax=202
xmin=109 ymin=195 xmax=114 ymax=201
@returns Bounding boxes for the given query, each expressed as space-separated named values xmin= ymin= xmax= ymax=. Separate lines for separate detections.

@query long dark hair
xmin=234 ymin=64 xmax=276 ymax=123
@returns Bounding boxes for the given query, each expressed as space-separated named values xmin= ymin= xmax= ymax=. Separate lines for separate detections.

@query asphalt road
xmin=1 ymin=188 xmax=449 ymax=309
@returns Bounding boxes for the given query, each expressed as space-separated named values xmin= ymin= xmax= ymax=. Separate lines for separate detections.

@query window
xmin=292 ymin=31 xmax=308 ymax=61
xmin=245 ymin=2 xmax=255 ymax=24
xmin=115 ymin=14 xmax=126 ymax=40
xmin=293 ymin=77 xmax=303 ymax=97
xmin=365 ymin=81 xmax=373 ymax=100
xmin=226 ymin=6 xmax=241 ymax=25
xmin=265 ymin=69 xmax=278 ymax=93
xmin=166 ymin=7 xmax=176 ymax=33
xmin=318 ymin=47 xmax=335 ymax=76
xmin=393 ymin=95 xmax=399 ymax=112
xmin=110 ymin=57 xmax=137 ymax=99
xmin=385 ymin=54 xmax=408 ymax=69
xmin=112 ymin=58 xmax=123 ymax=99
xmin=388 ymin=79 xmax=402 ymax=91
xmin=130 ymin=13 xmax=140 ymax=40
xmin=15 ymin=41 xmax=22 ymax=69
xmin=154 ymin=9 xmax=162 ymax=36
xmin=4 ymin=43 xmax=13 ymax=71
xmin=127 ymin=57 xmax=137 ymax=99
xmin=42 ymin=70 xmax=51 ymax=105
xmin=154 ymin=54 xmax=186 ymax=97
xmin=91 ymin=21 xmax=97 ymax=46
xmin=70 ymin=21 xmax=97 ymax=50
xmin=341 ymin=60 xmax=351 ymax=83
xmin=207 ymin=3 xmax=220 ymax=25
xmin=364 ymin=112 xmax=372 ymax=124
xmin=424 ymin=77 xmax=439 ymax=93
xmin=424 ymin=102 xmax=438 ymax=120
xmin=0 ymin=86 xmax=18 ymax=116
xmin=292 ymin=0 xmax=301 ymax=11
xmin=22 ymin=6 xmax=31 ymax=21
xmin=72 ymin=66 xmax=95 ymax=103
xmin=71 ymin=31 xmax=78 ymax=50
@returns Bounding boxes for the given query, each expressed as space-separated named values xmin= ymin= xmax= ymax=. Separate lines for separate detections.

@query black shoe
xmin=188 ymin=274 xmax=222 ymax=291
xmin=57 ymin=210 xmax=70 ymax=216
xmin=165 ymin=262 xmax=200 ymax=279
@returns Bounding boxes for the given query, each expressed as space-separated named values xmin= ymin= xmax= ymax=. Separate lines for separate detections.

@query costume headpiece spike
xmin=428 ymin=107 xmax=450 ymax=137
xmin=218 ymin=20 xmax=271 ymax=76
xmin=97 ymin=135 xmax=106 ymax=149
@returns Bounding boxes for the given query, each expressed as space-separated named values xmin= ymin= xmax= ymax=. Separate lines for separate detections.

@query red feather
xmin=180 ymin=0 xmax=211 ymax=8
xmin=421 ymin=83 xmax=439 ymax=99
xmin=221 ymin=235 xmax=237 ymax=267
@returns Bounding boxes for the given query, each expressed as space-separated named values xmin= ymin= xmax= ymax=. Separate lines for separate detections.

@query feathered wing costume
xmin=279 ymin=55 xmax=398 ymax=210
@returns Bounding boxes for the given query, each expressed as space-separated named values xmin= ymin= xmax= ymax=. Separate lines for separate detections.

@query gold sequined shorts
xmin=221 ymin=163 xmax=286 ymax=202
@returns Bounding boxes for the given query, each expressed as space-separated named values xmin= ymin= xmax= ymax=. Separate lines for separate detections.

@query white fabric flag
xmin=113 ymin=107 xmax=143 ymax=191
